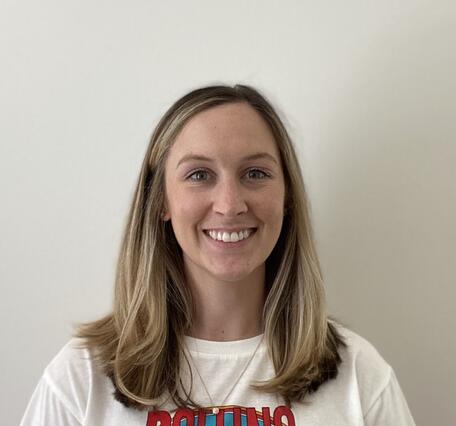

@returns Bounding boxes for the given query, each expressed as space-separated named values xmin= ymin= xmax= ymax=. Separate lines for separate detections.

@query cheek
xmin=258 ymin=190 xmax=285 ymax=221
xmin=267 ymin=207 xmax=285 ymax=232
xmin=169 ymin=190 xmax=206 ymax=230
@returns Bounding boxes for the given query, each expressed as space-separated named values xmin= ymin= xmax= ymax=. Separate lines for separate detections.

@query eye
xmin=187 ymin=169 xmax=211 ymax=182
xmin=246 ymin=169 xmax=270 ymax=180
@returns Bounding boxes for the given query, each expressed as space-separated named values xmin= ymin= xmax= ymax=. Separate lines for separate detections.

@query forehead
xmin=168 ymin=102 xmax=280 ymax=161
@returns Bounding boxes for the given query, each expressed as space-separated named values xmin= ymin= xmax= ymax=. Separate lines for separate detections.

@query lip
xmin=203 ymin=228 xmax=257 ymax=249
xmin=203 ymin=227 xmax=257 ymax=233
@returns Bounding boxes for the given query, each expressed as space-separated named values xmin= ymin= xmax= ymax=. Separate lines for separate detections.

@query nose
xmin=212 ymin=177 xmax=248 ymax=217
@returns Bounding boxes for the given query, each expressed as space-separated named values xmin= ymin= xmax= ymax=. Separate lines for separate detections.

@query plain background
xmin=1 ymin=1 xmax=455 ymax=424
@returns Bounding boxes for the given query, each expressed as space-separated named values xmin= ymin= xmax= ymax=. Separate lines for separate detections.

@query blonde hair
xmin=74 ymin=84 xmax=346 ymax=410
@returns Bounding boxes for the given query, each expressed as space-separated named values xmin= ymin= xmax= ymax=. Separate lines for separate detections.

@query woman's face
xmin=163 ymin=102 xmax=286 ymax=284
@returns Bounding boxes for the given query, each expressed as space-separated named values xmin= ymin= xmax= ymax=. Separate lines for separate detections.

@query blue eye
xmin=246 ymin=169 xmax=269 ymax=179
xmin=186 ymin=168 xmax=270 ymax=183
xmin=187 ymin=169 xmax=210 ymax=182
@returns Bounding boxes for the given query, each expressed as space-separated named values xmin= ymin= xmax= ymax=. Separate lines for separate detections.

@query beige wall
xmin=1 ymin=1 xmax=454 ymax=424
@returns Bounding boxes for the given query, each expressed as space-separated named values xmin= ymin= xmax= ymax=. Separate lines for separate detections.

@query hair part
xmin=74 ymin=84 xmax=346 ymax=410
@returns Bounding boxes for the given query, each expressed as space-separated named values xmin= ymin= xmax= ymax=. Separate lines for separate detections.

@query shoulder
xmin=42 ymin=338 xmax=101 ymax=416
xmin=21 ymin=338 xmax=104 ymax=425
xmin=44 ymin=338 xmax=94 ymax=384
xmin=334 ymin=322 xmax=392 ymax=370
xmin=327 ymin=322 xmax=416 ymax=424
xmin=330 ymin=321 xmax=394 ymax=410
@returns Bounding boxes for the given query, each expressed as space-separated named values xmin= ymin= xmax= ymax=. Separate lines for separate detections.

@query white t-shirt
xmin=20 ymin=324 xmax=416 ymax=425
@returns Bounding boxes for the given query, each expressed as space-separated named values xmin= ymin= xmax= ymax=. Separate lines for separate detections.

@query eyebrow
xmin=176 ymin=152 xmax=279 ymax=169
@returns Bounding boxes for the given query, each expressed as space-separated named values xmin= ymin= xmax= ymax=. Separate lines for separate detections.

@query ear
xmin=161 ymin=197 xmax=171 ymax=221
xmin=161 ymin=203 xmax=171 ymax=221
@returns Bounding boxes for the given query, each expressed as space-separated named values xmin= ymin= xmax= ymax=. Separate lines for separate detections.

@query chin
xmin=209 ymin=264 xmax=259 ymax=283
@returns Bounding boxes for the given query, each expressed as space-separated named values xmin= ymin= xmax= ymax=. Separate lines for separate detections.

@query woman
xmin=21 ymin=84 xmax=416 ymax=425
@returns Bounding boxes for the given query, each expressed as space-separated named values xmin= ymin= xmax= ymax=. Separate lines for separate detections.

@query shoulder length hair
xmin=74 ymin=84 xmax=346 ymax=410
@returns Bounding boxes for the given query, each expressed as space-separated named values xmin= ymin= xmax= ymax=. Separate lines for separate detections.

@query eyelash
xmin=186 ymin=168 xmax=271 ymax=183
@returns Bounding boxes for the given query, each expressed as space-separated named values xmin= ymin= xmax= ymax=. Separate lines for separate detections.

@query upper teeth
xmin=206 ymin=229 xmax=253 ymax=242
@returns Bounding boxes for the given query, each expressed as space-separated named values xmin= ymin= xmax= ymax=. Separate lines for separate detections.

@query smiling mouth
xmin=203 ymin=228 xmax=257 ymax=243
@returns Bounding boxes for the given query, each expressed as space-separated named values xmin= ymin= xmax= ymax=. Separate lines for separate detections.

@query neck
xmin=184 ymin=264 xmax=266 ymax=342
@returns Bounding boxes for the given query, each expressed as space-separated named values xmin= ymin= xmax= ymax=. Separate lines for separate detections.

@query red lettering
xmin=216 ymin=408 xmax=224 ymax=426
xmin=261 ymin=407 xmax=272 ymax=426
xmin=147 ymin=410 xmax=171 ymax=426
xmin=198 ymin=408 xmax=206 ymax=425
xmin=233 ymin=407 xmax=241 ymax=426
xmin=172 ymin=408 xmax=194 ymax=426
xmin=246 ymin=407 xmax=260 ymax=425
xmin=273 ymin=406 xmax=295 ymax=426
xmin=146 ymin=405 xmax=296 ymax=426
